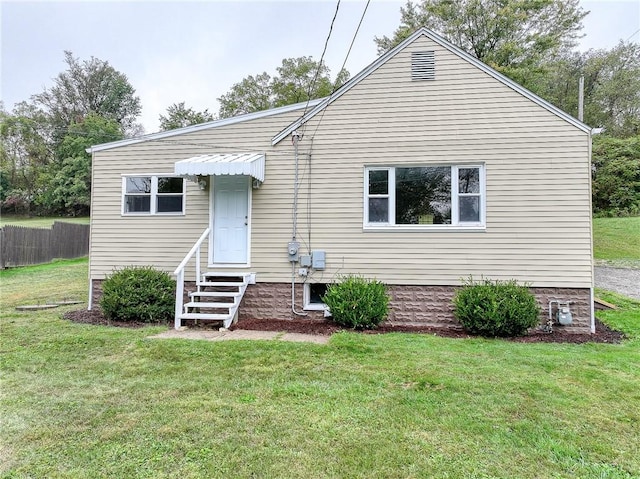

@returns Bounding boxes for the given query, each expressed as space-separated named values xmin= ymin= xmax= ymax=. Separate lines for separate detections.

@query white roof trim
xmin=87 ymin=98 xmax=324 ymax=153
xmin=272 ymin=28 xmax=590 ymax=145
xmin=175 ymin=153 xmax=265 ymax=182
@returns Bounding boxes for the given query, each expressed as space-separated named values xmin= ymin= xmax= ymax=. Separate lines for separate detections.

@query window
xmin=122 ymin=175 xmax=185 ymax=215
xmin=365 ymin=165 xmax=484 ymax=228
xmin=304 ymin=283 xmax=329 ymax=311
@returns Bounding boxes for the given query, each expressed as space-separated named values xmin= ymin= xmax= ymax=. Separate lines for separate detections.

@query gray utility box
xmin=288 ymin=241 xmax=300 ymax=262
xmin=311 ymin=250 xmax=326 ymax=270
xmin=299 ymin=254 xmax=312 ymax=267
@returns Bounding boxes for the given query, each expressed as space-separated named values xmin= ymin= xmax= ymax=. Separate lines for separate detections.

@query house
xmin=87 ymin=28 xmax=595 ymax=333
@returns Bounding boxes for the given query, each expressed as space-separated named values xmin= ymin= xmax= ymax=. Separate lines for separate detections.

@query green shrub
xmin=592 ymin=135 xmax=640 ymax=217
xmin=323 ymin=275 xmax=389 ymax=329
xmin=100 ymin=266 xmax=175 ymax=323
xmin=453 ymin=278 xmax=540 ymax=337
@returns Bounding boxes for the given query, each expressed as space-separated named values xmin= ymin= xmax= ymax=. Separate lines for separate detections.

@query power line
xmin=302 ymin=0 xmax=371 ymax=252
xmin=626 ymin=28 xmax=640 ymax=42
xmin=310 ymin=0 xmax=371 ymax=141
xmin=299 ymin=0 xmax=342 ymax=129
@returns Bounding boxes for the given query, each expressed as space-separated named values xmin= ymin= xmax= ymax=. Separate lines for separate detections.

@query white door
xmin=212 ymin=175 xmax=249 ymax=264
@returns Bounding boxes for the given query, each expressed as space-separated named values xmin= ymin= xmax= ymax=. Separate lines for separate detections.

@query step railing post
xmin=175 ymin=269 xmax=184 ymax=329
xmin=173 ymin=228 xmax=210 ymax=330
xmin=196 ymin=246 xmax=201 ymax=285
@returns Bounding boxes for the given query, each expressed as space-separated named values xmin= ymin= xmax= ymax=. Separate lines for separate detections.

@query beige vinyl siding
xmin=90 ymin=34 xmax=592 ymax=289
xmin=262 ymin=35 xmax=591 ymax=288
xmin=89 ymin=109 xmax=304 ymax=280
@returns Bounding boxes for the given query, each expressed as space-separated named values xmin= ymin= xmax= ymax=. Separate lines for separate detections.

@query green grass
xmin=0 ymin=215 xmax=90 ymax=228
xmin=595 ymin=289 xmax=640 ymax=341
xmin=1 ymin=261 xmax=639 ymax=478
xmin=593 ymin=217 xmax=640 ymax=267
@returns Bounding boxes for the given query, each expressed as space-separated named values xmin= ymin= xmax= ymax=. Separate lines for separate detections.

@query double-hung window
xmin=365 ymin=165 xmax=484 ymax=228
xmin=122 ymin=175 xmax=185 ymax=215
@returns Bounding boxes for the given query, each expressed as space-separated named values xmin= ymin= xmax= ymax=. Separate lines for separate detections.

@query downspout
xmin=589 ymin=128 xmax=599 ymax=334
xmin=291 ymin=131 xmax=307 ymax=316
xmin=87 ymin=148 xmax=96 ymax=311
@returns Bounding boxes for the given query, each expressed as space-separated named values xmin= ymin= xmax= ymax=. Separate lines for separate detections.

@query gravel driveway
xmin=595 ymin=266 xmax=640 ymax=300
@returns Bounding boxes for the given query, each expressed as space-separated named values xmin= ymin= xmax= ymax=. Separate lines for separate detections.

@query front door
xmin=212 ymin=175 xmax=249 ymax=264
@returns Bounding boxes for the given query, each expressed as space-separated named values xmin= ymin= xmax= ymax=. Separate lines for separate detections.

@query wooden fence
xmin=0 ymin=222 xmax=90 ymax=268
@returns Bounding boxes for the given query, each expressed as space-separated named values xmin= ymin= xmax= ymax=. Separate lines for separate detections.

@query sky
xmin=2 ymin=0 xmax=639 ymax=133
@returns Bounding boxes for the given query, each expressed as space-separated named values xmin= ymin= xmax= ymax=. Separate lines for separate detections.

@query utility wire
xmin=302 ymin=0 xmax=370 ymax=254
xmin=625 ymin=28 xmax=640 ymax=42
xmin=299 ymin=0 xmax=342 ymax=131
xmin=310 ymin=0 xmax=371 ymax=141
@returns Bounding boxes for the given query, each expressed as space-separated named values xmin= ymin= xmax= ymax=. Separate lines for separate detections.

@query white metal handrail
xmin=173 ymin=227 xmax=210 ymax=329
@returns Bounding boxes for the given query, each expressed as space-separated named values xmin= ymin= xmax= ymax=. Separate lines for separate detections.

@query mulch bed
xmin=63 ymin=309 xmax=625 ymax=344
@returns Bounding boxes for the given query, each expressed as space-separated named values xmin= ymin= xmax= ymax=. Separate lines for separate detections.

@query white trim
xmin=363 ymin=164 xmax=486 ymax=229
xmin=272 ymin=28 xmax=589 ymax=145
xmin=364 ymin=225 xmax=486 ymax=233
xmin=364 ymin=167 xmax=393 ymax=225
xmin=121 ymin=174 xmax=186 ymax=216
xmin=87 ymin=151 xmax=95 ymax=310
xmin=87 ymin=99 xmax=324 ymax=153
xmin=303 ymin=282 xmax=328 ymax=311
xmin=88 ymin=277 xmax=93 ymax=310
xmin=452 ymin=165 xmax=486 ymax=226
xmin=588 ymin=131 xmax=596 ymax=334
xmin=590 ymin=287 xmax=595 ymax=334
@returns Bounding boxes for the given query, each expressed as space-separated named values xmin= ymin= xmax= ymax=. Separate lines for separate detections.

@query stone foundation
xmin=90 ymin=280 xmax=592 ymax=333
xmin=386 ymin=285 xmax=592 ymax=333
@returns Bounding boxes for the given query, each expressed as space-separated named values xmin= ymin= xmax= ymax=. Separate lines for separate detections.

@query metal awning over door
xmin=174 ymin=153 xmax=265 ymax=182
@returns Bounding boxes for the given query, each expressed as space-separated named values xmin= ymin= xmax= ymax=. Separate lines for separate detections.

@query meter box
xmin=311 ymin=250 xmax=326 ymax=270
xmin=287 ymin=241 xmax=300 ymax=262
xmin=299 ymin=254 xmax=312 ymax=267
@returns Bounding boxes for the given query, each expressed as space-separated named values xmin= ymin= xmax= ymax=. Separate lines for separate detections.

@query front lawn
xmin=1 ymin=260 xmax=639 ymax=478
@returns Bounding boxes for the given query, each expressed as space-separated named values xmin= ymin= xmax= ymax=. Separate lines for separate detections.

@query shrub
xmin=592 ymin=135 xmax=640 ymax=217
xmin=323 ymin=275 xmax=389 ymax=329
xmin=100 ymin=266 xmax=175 ymax=323
xmin=453 ymin=277 xmax=540 ymax=337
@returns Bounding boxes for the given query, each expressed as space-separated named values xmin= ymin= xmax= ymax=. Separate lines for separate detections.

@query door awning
xmin=174 ymin=153 xmax=265 ymax=182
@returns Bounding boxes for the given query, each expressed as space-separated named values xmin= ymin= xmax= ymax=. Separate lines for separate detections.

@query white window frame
xmin=303 ymin=283 xmax=329 ymax=311
xmin=121 ymin=174 xmax=186 ymax=216
xmin=363 ymin=164 xmax=485 ymax=231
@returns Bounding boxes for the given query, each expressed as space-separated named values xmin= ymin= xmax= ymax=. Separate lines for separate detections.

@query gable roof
xmin=271 ymin=28 xmax=590 ymax=145
xmin=87 ymin=98 xmax=324 ymax=153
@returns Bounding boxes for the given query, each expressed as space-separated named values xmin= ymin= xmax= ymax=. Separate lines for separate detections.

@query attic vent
xmin=411 ymin=51 xmax=435 ymax=81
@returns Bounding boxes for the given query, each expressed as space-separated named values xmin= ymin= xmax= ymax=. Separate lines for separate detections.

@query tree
xmin=35 ymin=113 xmax=123 ymax=216
xmin=218 ymin=72 xmax=272 ymax=119
xmin=375 ymin=0 xmax=587 ymax=88
xmin=591 ymin=135 xmax=640 ymax=217
xmin=271 ymin=57 xmax=348 ymax=107
xmin=583 ymin=42 xmax=640 ymax=137
xmin=0 ymin=102 xmax=51 ymax=214
xmin=32 ymin=51 xmax=142 ymax=140
xmin=218 ymin=57 xmax=349 ymax=118
xmin=536 ymin=42 xmax=640 ymax=137
xmin=158 ymin=102 xmax=216 ymax=131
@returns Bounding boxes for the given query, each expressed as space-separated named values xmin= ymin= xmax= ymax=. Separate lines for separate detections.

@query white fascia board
xmin=271 ymin=28 xmax=590 ymax=146
xmin=86 ymin=98 xmax=324 ymax=154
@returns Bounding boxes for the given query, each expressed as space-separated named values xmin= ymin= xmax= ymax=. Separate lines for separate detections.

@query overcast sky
xmin=2 ymin=0 xmax=639 ymax=133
